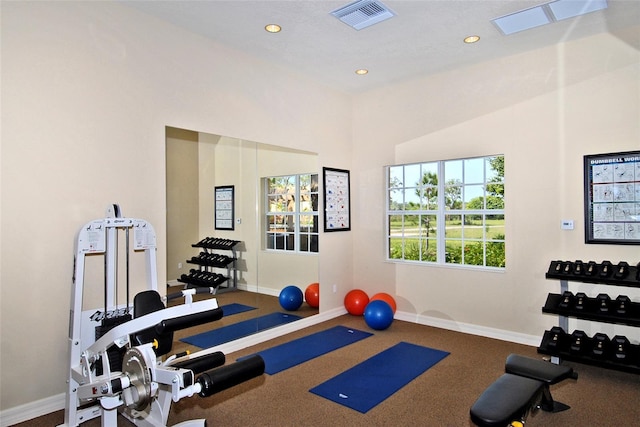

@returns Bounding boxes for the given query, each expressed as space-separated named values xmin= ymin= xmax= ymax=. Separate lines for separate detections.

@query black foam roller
xmin=173 ymin=351 xmax=226 ymax=375
xmin=155 ymin=308 xmax=223 ymax=334
xmin=196 ymin=355 xmax=265 ymax=397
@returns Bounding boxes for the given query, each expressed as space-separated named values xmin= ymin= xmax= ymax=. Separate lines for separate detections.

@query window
xmin=386 ymin=155 xmax=505 ymax=268
xmin=265 ymin=173 xmax=319 ymax=253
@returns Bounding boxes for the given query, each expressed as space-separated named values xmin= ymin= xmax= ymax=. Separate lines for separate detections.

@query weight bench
xmin=470 ymin=354 xmax=578 ymax=427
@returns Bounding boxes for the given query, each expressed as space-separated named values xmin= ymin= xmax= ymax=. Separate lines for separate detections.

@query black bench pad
xmin=470 ymin=373 xmax=544 ymax=427
xmin=505 ymin=354 xmax=574 ymax=385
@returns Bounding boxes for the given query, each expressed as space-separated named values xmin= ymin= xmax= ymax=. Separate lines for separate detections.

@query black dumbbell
xmin=591 ymin=333 xmax=610 ymax=359
xmin=550 ymin=260 xmax=563 ymax=274
xmin=612 ymin=335 xmax=631 ymax=363
xmin=614 ymin=261 xmax=629 ymax=279
xmin=558 ymin=291 xmax=574 ymax=309
xmin=585 ymin=261 xmax=598 ymax=276
xmin=599 ymin=260 xmax=613 ymax=278
xmin=569 ymin=330 xmax=588 ymax=354
xmin=546 ymin=326 xmax=567 ymax=350
xmin=575 ymin=292 xmax=588 ymax=310
xmin=573 ymin=260 xmax=584 ymax=275
xmin=562 ymin=261 xmax=573 ymax=274
xmin=615 ymin=295 xmax=630 ymax=315
xmin=596 ymin=293 xmax=611 ymax=313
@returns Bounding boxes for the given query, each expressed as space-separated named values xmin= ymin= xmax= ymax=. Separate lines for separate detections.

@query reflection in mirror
xmin=165 ymin=127 xmax=318 ymax=355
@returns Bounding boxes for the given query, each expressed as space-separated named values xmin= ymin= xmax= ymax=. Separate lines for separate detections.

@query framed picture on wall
xmin=323 ymin=167 xmax=351 ymax=232
xmin=214 ymin=185 xmax=235 ymax=230
xmin=584 ymin=150 xmax=640 ymax=244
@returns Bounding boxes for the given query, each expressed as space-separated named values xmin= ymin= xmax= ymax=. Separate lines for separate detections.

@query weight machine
xmin=61 ymin=205 xmax=264 ymax=426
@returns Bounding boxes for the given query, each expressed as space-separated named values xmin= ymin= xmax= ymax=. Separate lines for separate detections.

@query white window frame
xmin=386 ymin=155 xmax=505 ymax=269
xmin=264 ymin=173 xmax=319 ymax=254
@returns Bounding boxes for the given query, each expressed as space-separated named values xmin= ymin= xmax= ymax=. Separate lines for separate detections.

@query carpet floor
xmin=13 ymin=292 xmax=639 ymax=426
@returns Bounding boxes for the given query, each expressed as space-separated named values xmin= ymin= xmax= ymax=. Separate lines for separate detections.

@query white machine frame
xmin=61 ymin=206 xmax=221 ymax=427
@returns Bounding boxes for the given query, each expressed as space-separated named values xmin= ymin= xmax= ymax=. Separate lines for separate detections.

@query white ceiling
xmin=123 ymin=0 xmax=640 ymax=94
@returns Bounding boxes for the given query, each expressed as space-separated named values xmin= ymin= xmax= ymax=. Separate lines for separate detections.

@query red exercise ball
xmin=370 ymin=292 xmax=397 ymax=314
xmin=305 ymin=282 xmax=320 ymax=308
xmin=344 ymin=289 xmax=369 ymax=316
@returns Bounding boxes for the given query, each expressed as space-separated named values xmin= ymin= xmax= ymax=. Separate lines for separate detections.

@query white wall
xmin=351 ymin=31 xmax=640 ymax=340
xmin=0 ymin=1 xmax=352 ymax=411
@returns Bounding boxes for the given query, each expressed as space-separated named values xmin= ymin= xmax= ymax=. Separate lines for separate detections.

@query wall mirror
xmin=166 ymin=127 xmax=319 ymax=353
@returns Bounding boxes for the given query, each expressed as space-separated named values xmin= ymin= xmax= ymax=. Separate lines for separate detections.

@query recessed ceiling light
xmin=355 ymin=69 xmax=369 ymax=75
xmin=464 ymin=35 xmax=480 ymax=44
xmin=265 ymin=24 xmax=281 ymax=33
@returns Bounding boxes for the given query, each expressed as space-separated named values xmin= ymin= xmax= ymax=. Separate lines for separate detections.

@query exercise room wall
xmin=350 ymin=30 xmax=640 ymax=342
xmin=1 ymin=1 xmax=352 ymax=413
xmin=166 ymin=128 xmax=201 ymax=282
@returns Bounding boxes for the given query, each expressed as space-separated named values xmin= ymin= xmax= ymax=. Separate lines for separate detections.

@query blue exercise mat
xmin=220 ymin=303 xmax=256 ymax=317
xmin=243 ymin=325 xmax=373 ymax=375
xmin=181 ymin=312 xmax=301 ymax=349
xmin=309 ymin=341 xmax=449 ymax=413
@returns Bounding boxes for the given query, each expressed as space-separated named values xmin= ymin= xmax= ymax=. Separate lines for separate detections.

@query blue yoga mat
xmin=244 ymin=325 xmax=372 ymax=375
xmin=309 ymin=341 xmax=449 ymax=413
xmin=181 ymin=312 xmax=301 ymax=349
xmin=220 ymin=303 xmax=256 ymax=317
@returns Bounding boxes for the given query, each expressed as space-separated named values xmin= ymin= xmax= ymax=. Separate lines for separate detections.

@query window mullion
xmin=295 ymin=175 xmax=301 ymax=251
xmin=436 ymin=161 xmax=446 ymax=263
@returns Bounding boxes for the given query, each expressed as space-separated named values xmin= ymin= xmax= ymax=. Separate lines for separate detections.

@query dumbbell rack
xmin=538 ymin=260 xmax=640 ymax=374
xmin=177 ymin=237 xmax=241 ymax=294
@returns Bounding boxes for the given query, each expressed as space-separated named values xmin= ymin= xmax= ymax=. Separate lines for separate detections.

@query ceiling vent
xmin=331 ymin=0 xmax=396 ymax=31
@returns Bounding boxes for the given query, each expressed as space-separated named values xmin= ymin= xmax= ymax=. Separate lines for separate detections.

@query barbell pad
xmin=155 ymin=308 xmax=223 ymax=334
xmin=173 ymin=351 xmax=226 ymax=375
xmin=196 ymin=355 xmax=265 ymax=398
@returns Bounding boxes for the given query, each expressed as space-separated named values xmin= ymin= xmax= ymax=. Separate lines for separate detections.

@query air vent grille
xmin=331 ymin=0 xmax=396 ymax=30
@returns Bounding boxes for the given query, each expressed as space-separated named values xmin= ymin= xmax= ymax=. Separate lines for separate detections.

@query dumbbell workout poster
xmin=584 ymin=150 xmax=640 ymax=244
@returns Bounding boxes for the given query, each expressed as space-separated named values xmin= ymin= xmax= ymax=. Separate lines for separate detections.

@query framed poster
xmin=323 ymin=167 xmax=351 ymax=232
xmin=584 ymin=150 xmax=640 ymax=244
xmin=214 ymin=185 xmax=235 ymax=230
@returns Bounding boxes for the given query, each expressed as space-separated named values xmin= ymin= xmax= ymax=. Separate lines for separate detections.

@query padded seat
xmin=131 ymin=290 xmax=174 ymax=356
xmin=470 ymin=373 xmax=544 ymax=427
xmin=505 ymin=354 xmax=575 ymax=384
xmin=470 ymin=355 xmax=577 ymax=426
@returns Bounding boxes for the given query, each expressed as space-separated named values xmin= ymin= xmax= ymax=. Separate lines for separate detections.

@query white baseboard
xmin=0 ymin=393 xmax=65 ymax=427
xmin=394 ymin=310 xmax=540 ymax=347
xmin=1 ymin=307 xmax=539 ymax=425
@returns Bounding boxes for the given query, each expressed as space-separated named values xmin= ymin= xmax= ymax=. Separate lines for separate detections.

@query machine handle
xmin=166 ymin=287 xmax=216 ymax=301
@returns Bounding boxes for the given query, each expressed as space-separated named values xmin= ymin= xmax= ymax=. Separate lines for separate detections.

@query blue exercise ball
xmin=279 ymin=285 xmax=303 ymax=311
xmin=364 ymin=300 xmax=394 ymax=330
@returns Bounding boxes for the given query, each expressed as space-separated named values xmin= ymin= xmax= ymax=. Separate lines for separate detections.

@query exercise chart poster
xmin=323 ymin=167 xmax=350 ymax=232
xmin=215 ymin=185 xmax=234 ymax=230
xmin=584 ymin=150 xmax=640 ymax=244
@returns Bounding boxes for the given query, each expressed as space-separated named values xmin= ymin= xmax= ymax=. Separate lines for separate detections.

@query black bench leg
xmin=540 ymin=385 xmax=571 ymax=413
